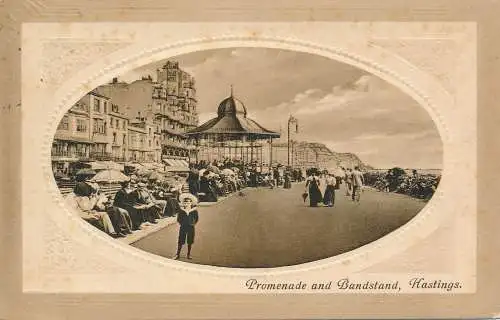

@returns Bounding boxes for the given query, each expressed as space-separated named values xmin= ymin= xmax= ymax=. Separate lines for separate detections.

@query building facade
xmin=128 ymin=114 xmax=162 ymax=163
xmin=96 ymin=61 xmax=199 ymax=163
xmin=51 ymin=99 xmax=93 ymax=175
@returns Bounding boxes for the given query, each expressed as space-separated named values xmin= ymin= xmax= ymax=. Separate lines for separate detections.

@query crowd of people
xmin=62 ymin=158 xmax=306 ymax=240
xmin=364 ymin=168 xmax=440 ymax=200
xmin=185 ymin=159 xmax=306 ymax=202
xmin=61 ymin=158 xmax=438 ymax=261
xmin=303 ymin=166 xmax=365 ymax=208
xmin=65 ymin=174 xmax=183 ymax=238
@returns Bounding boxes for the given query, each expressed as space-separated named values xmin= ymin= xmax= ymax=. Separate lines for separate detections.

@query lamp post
xmin=287 ymin=115 xmax=299 ymax=168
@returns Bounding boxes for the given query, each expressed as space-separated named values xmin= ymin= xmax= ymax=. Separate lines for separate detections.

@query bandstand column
xmin=250 ymin=138 xmax=254 ymax=163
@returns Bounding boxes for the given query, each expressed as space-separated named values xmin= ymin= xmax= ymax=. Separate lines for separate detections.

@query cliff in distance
xmin=305 ymin=142 xmax=373 ymax=170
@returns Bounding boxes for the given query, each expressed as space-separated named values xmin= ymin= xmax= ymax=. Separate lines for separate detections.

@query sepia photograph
xmin=51 ymin=47 xmax=443 ymax=268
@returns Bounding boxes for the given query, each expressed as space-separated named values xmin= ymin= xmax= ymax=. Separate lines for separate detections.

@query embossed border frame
xmin=21 ymin=22 xmax=476 ymax=294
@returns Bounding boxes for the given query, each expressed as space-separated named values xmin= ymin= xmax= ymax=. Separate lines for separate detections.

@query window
xmin=149 ymin=128 xmax=152 ymax=135
xmin=76 ymin=119 xmax=87 ymax=132
xmin=123 ymin=134 xmax=126 ymax=144
xmin=113 ymin=132 xmax=117 ymax=143
xmin=116 ymin=119 xmax=120 ymax=128
xmin=103 ymin=101 xmax=107 ymax=113
xmin=167 ymin=70 xmax=177 ymax=81
xmin=122 ymin=121 xmax=126 ymax=130
xmin=149 ymin=140 xmax=151 ymax=147
xmin=93 ymin=98 xmax=100 ymax=112
xmin=58 ymin=116 xmax=69 ymax=130
xmin=93 ymin=119 xmax=105 ymax=134
xmin=110 ymin=118 xmax=113 ymax=128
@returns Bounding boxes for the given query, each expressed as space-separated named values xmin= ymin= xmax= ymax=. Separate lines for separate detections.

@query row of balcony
xmin=152 ymin=92 xmax=197 ymax=101
xmin=51 ymin=150 xmax=127 ymax=162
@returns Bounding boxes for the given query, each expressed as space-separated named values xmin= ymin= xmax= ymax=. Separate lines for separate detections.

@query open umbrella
xmin=136 ymin=167 xmax=152 ymax=177
xmin=207 ymin=164 xmax=220 ymax=174
xmin=76 ymin=168 xmax=97 ymax=176
xmin=221 ymin=168 xmax=235 ymax=176
xmin=90 ymin=169 xmax=130 ymax=183
xmin=148 ymin=171 xmax=164 ymax=181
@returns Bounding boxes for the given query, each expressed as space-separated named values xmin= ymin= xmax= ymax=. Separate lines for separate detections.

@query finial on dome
xmin=230 ymin=84 xmax=234 ymax=97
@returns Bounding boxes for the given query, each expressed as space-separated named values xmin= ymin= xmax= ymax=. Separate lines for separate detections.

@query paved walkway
xmin=131 ymin=183 xmax=427 ymax=268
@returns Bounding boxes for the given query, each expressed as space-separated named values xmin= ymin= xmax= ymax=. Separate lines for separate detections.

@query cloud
xmin=259 ymin=75 xmax=397 ymax=117
xmin=198 ymin=112 xmax=217 ymax=124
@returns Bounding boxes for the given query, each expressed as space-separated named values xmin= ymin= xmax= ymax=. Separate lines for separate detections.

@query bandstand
xmin=186 ymin=88 xmax=280 ymax=169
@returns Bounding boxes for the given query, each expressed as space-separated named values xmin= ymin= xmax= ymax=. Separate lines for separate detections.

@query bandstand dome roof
xmin=217 ymin=95 xmax=247 ymax=117
xmin=186 ymin=87 xmax=280 ymax=139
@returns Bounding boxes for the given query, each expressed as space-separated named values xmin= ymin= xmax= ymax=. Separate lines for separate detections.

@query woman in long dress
xmin=323 ymin=173 xmax=336 ymax=207
xmin=305 ymin=172 xmax=322 ymax=207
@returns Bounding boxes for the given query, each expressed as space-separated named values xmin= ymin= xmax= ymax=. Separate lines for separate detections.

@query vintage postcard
xmin=3 ymin=2 xmax=498 ymax=317
xmin=21 ymin=21 xmax=476 ymax=294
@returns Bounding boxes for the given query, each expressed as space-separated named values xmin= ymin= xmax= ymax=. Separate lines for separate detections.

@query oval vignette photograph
xmin=52 ymin=47 xmax=443 ymax=268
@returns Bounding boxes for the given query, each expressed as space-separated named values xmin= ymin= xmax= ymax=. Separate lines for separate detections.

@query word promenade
xmin=245 ymin=279 xmax=333 ymax=291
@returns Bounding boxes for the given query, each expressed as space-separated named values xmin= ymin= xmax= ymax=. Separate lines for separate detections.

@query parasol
xmin=136 ymin=167 xmax=152 ymax=177
xmin=221 ymin=168 xmax=235 ymax=176
xmin=148 ymin=171 xmax=164 ymax=181
xmin=90 ymin=169 xmax=130 ymax=183
xmin=207 ymin=164 xmax=220 ymax=174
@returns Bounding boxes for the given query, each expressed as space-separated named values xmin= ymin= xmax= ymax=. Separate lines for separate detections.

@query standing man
xmin=174 ymin=193 xmax=199 ymax=260
xmin=345 ymin=168 xmax=353 ymax=197
xmin=351 ymin=166 xmax=365 ymax=202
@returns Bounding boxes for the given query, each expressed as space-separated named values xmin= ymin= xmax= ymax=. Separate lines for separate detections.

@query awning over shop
xmin=164 ymin=166 xmax=190 ymax=172
xmin=125 ymin=162 xmax=143 ymax=169
xmin=163 ymin=158 xmax=189 ymax=172
xmin=85 ymin=161 xmax=124 ymax=171
xmin=141 ymin=163 xmax=158 ymax=170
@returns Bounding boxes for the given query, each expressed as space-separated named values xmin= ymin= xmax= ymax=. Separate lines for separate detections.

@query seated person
xmin=113 ymin=180 xmax=144 ymax=230
xmin=95 ymin=193 xmax=133 ymax=235
xmin=140 ymin=181 xmax=169 ymax=218
xmin=65 ymin=186 xmax=124 ymax=238
xmin=129 ymin=182 xmax=161 ymax=224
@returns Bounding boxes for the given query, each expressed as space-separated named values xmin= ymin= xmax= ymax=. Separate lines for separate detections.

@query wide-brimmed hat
xmin=120 ymin=180 xmax=130 ymax=187
xmin=137 ymin=182 xmax=147 ymax=187
xmin=179 ymin=193 xmax=198 ymax=205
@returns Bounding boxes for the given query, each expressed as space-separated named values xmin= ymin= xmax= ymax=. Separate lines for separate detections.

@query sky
xmin=120 ymin=47 xmax=442 ymax=169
